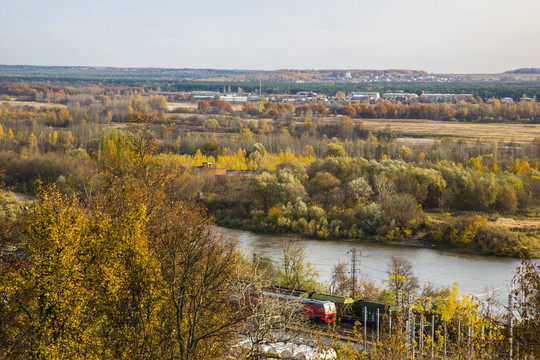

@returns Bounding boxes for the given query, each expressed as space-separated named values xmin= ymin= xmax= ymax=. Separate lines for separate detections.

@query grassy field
xmin=350 ymin=118 xmax=540 ymax=143
xmin=6 ymin=99 xmax=540 ymax=144
xmin=4 ymin=100 xmax=66 ymax=109
xmin=164 ymin=104 xmax=540 ymax=144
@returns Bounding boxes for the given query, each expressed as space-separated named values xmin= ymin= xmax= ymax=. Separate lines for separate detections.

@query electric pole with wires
xmin=348 ymin=248 xmax=361 ymax=298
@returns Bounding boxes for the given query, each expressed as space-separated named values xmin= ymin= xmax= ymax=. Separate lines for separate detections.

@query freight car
xmin=350 ymin=300 xmax=397 ymax=325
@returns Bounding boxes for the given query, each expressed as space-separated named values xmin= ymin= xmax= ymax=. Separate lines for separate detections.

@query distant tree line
xmin=4 ymin=76 xmax=540 ymax=99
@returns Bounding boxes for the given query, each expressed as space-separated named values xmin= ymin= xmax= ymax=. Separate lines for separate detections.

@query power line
xmin=348 ymin=248 xmax=361 ymax=297
xmin=363 ymin=256 xmax=508 ymax=284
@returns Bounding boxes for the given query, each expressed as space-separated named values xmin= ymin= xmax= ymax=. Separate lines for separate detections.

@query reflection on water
xmin=218 ymin=226 xmax=531 ymax=298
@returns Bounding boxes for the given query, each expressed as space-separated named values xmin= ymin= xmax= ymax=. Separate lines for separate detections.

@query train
xmin=264 ymin=286 xmax=398 ymax=326
xmin=240 ymin=282 xmax=412 ymax=327
xmin=260 ymin=291 xmax=337 ymax=323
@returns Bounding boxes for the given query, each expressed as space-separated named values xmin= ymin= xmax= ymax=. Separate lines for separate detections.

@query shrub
xmin=325 ymin=143 xmax=346 ymax=157
xmin=380 ymin=193 xmax=425 ymax=230
xmin=359 ymin=203 xmax=390 ymax=235
xmin=267 ymin=207 xmax=283 ymax=222
xmin=431 ymin=214 xmax=486 ymax=246
xmin=346 ymin=177 xmax=373 ymax=204
xmin=306 ymin=205 xmax=325 ymax=222
xmin=475 ymin=225 xmax=527 ymax=256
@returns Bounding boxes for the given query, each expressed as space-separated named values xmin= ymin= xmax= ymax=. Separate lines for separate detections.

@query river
xmin=218 ymin=226 xmax=532 ymax=300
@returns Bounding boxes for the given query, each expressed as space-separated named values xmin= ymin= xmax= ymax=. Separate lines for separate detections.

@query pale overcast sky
xmin=1 ymin=0 xmax=539 ymax=73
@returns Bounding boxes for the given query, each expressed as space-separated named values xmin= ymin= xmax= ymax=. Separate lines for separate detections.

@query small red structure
xmin=192 ymin=162 xmax=227 ymax=176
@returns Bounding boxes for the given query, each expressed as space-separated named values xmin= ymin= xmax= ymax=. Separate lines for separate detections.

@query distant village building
xmin=420 ymin=94 xmax=453 ymax=102
xmin=219 ymin=94 xmax=248 ymax=103
xmin=189 ymin=91 xmax=259 ymax=103
xmin=192 ymin=162 xmax=227 ymax=176
xmin=349 ymin=92 xmax=380 ymax=102
xmin=270 ymin=92 xmax=325 ymax=103
xmin=501 ymin=97 xmax=514 ymax=104
xmin=383 ymin=93 xmax=418 ymax=102
xmin=191 ymin=91 xmax=220 ymax=101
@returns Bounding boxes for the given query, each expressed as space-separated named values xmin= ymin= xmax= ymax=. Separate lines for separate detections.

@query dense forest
xmin=0 ymin=78 xmax=539 ymax=358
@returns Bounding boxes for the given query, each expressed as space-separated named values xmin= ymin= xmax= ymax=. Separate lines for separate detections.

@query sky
xmin=1 ymin=0 xmax=539 ymax=74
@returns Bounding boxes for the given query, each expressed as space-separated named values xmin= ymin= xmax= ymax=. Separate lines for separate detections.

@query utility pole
xmin=508 ymin=291 xmax=513 ymax=359
xmin=349 ymin=248 xmax=361 ymax=298
xmin=407 ymin=293 xmax=413 ymax=352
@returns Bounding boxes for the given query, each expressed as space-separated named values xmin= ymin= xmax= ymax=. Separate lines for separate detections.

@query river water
xmin=218 ymin=227 xmax=532 ymax=300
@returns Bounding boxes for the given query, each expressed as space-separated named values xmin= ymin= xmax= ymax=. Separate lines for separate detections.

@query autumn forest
xmin=0 ymin=76 xmax=539 ymax=359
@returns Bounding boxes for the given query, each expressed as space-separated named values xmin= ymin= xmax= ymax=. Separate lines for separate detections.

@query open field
xmin=167 ymin=102 xmax=198 ymax=111
xmin=4 ymin=100 xmax=66 ymax=109
xmin=163 ymin=111 xmax=540 ymax=145
xmin=360 ymin=118 xmax=540 ymax=143
xmin=494 ymin=217 xmax=540 ymax=231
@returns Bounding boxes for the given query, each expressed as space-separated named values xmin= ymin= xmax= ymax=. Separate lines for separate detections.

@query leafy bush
xmin=325 ymin=143 xmax=346 ymax=157
xmin=380 ymin=193 xmax=425 ymax=230
xmin=475 ymin=225 xmax=529 ymax=257
xmin=359 ymin=203 xmax=390 ymax=235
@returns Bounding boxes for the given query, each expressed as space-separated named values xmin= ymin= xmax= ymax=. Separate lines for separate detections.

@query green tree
xmin=398 ymin=145 xmax=412 ymax=161
xmin=306 ymin=171 xmax=341 ymax=196
xmin=251 ymin=172 xmax=283 ymax=212
xmin=325 ymin=143 xmax=346 ymax=157
xmin=346 ymin=177 xmax=373 ymax=204
xmin=276 ymin=238 xmax=319 ymax=290
xmin=380 ymin=193 xmax=424 ymax=230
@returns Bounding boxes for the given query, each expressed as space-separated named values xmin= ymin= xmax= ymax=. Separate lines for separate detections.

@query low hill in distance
xmin=3 ymin=64 xmax=539 ymax=83
xmin=0 ymin=65 xmax=428 ymax=82
xmin=505 ymin=68 xmax=540 ymax=74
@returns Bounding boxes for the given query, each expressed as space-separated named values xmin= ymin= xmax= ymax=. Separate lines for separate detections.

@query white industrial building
xmin=349 ymin=92 xmax=380 ymax=102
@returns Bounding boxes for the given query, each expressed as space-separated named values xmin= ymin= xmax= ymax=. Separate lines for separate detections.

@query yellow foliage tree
xmin=0 ymin=187 xmax=93 ymax=359
xmin=28 ymin=133 xmax=38 ymax=154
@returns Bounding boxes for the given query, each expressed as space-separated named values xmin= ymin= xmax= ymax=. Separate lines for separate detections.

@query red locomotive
xmin=260 ymin=291 xmax=337 ymax=323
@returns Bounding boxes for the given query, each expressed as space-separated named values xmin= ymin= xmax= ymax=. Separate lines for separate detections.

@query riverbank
xmin=219 ymin=226 xmax=527 ymax=297
xmin=215 ymin=216 xmax=540 ymax=259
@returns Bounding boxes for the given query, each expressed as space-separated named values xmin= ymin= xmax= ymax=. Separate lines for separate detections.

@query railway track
xmin=287 ymin=320 xmax=380 ymax=347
